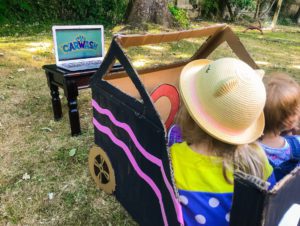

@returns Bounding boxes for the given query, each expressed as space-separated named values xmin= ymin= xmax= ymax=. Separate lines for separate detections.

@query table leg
xmin=65 ymin=80 xmax=81 ymax=136
xmin=46 ymin=72 xmax=62 ymax=120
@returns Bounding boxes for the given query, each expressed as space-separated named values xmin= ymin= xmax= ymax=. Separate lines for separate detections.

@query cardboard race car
xmin=88 ymin=24 xmax=300 ymax=226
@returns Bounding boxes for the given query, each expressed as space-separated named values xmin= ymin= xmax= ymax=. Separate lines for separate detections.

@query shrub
xmin=0 ymin=0 xmax=129 ymax=27
xmin=168 ymin=4 xmax=190 ymax=28
xmin=278 ymin=17 xmax=295 ymax=26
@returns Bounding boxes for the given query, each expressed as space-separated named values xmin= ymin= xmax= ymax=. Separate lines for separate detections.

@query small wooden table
xmin=43 ymin=64 xmax=122 ymax=136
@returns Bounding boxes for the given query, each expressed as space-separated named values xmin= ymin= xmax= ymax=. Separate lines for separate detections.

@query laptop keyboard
xmin=60 ymin=60 xmax=101 ymax=71
xmin=62 ymin=60 xmax=101 ymax=68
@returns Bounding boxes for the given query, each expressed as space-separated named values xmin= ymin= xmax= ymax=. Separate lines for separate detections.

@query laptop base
xmin=57 ymin=64 xmax=101 ymax=72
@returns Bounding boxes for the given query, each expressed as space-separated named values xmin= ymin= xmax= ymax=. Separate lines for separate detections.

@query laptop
xmin=52 ymin=25 xmax=104 ymax=71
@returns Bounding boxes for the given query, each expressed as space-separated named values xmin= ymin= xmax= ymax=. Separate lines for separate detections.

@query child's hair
xmin=176 ymin=105 xmax=266 ymax=183
xmin=263 ymin=72 xmax=300 ymax=135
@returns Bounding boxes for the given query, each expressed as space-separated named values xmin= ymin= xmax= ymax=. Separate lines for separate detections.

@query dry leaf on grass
xmin=22 ymin=172 xmax=31 ymax=180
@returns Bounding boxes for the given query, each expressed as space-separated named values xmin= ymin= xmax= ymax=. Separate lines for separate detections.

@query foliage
xmin=0 ymin=22 xmax=52 ymax=37
xmin=0 ymin=0 xmax=129 ymax=27
xmin=202 ymin=0 xmax=219 ymax=19
xmin=202 ymin=0 xmax=255 ymax=20
xmin=168 ymin=4 xmax=190 ymax=28
xmin=277 ymin=17 xmax=295 ymax=26
xmin=232 ymin=0 xmax=255 ymax=10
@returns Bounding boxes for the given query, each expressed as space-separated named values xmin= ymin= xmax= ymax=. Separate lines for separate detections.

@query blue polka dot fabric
xmin=178 ymin=190 xmax=232 ymax=226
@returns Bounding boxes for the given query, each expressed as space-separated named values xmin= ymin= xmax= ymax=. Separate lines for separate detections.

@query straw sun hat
xmin=179 ymin=58 xmax=266 ymax=145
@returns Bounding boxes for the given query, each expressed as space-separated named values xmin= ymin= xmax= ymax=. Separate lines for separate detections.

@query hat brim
xmin=179 ymin=59 xmax=265 ymax=145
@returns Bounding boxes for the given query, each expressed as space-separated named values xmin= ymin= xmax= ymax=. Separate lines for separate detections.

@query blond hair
xmin=176 ymin=105 xmax=266 ymax=183
xmin=263 ymin=72 xmax=300 ymax=134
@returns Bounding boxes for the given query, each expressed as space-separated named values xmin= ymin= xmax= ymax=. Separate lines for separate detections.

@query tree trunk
xmin=271 ymin=0 xmax=284 ymax=30
xmin=259 ymin=0 xmax=277 ymax=19
xmin=124 ymin=0 xmax=134 ymax=23
xmin=295 ymin=6 xmax=300 ymax=24
xmin=217 ymin=0 xmax=226 ymax=20
xmin=254 ymin=0 xmax=261 ymax=19
xmin=224 ymin=0 xmax=234 ymax=21
xmin=125 ymin=0 xmax=174 ymax=27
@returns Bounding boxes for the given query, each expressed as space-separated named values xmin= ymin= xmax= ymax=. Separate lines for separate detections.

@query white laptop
xmin=52 ymin=25 xmax=104 ymax=71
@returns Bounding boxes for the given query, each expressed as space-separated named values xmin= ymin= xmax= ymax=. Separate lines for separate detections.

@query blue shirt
xmin=259 ymin=136 xmax=300 ymax=167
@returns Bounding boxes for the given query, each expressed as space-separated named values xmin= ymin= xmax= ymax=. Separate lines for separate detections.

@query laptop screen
xmin=53 ymin=26 xmax=104 ymax=62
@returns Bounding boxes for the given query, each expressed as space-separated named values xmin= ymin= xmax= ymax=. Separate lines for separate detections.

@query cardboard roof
xmin=116 ymin=24 xmax=225 ymax=47
xmin=114 ymin=24 xmax=259 ymax=71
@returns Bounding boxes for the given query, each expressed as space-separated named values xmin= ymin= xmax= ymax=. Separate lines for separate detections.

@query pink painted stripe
xmin=93 ymin=118 xmax=168 ymax=226
xmin=92 ymin=99 xmax=183 ymax=225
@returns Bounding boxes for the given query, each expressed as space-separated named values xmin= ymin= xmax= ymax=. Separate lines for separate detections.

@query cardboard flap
xmin=91 ymin=39 xmax=160 ymax=123
xmin=192 ymin=26 xmax=259 ymax=69
xmin=264 ymin=168 xmax=300 ymax=226
xmin=116 ymin=24 xmax=226 ymax=48
xmin=230 ymin=171 xmax=268 ymax=226
xmin=230 ymin=169 xmax=300 ymax=226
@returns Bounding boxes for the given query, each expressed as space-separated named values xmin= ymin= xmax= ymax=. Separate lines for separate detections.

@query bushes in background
xmin=0 ymin=0 xmax=129 ymax=26
xmin=168 ymin=4 xmax=190 ymax=28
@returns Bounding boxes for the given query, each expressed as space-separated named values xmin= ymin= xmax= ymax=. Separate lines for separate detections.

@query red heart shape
xmin=150 ymin=84 xmax=180 ymax=130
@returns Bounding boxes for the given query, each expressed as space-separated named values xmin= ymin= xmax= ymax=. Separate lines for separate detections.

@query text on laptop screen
xmin=56 ymin=28 xmax=103 ymax=61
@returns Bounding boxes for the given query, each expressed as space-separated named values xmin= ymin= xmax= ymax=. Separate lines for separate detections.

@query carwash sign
xmin=61 ymin=35 xmax=98 ymax=52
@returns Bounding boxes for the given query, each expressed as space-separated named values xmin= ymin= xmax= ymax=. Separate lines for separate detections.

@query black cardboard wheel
xmin=88 ymin=146 xmax=115 ymax=194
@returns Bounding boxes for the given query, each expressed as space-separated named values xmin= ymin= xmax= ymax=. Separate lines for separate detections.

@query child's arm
xmin=285 ymin=135 xmax=300 ymax=160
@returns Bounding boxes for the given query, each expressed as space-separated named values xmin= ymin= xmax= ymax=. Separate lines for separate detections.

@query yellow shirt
xmin=170 ymin=142 xmax=274 ymax=226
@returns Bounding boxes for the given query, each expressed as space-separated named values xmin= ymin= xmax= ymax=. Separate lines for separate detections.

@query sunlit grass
xmin=0 ymin=21 xmax=299 ymax=225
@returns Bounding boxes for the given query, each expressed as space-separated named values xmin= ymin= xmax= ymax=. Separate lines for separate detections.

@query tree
xmin=254 ymin=0 xmax=261 ymax=19
xmin=271 ymin=0 xmax=283 ymax=30
xmin=202 ymin=0 xmax=255 ymax=21
xmin=294 ymin=5 xmax=300 ymax=24
xmin=254 ymin=0 xmax=277 ymax=19
xmin=125 ymin=0 xmax=174 ymax=27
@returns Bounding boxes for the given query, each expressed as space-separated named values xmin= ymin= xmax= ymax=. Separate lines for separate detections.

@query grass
xmin=0 ymin=21 xmax=299 ymax=225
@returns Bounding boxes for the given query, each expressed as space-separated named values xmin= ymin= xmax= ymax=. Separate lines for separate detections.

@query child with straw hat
xmin=170 ymin=58 xmax=275 ymax=226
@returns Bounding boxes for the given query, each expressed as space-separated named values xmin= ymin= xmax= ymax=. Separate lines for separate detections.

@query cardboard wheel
xmin=88 ymin=146 xmax=115 ymax=194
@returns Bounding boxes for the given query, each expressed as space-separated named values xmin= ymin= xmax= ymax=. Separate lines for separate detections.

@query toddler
xmin=259 ymin=72 xmax=300 ymax=181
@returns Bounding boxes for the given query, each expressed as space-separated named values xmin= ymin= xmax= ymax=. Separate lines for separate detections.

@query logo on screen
xmin=61 ymin=35 xmax=98 ymax=53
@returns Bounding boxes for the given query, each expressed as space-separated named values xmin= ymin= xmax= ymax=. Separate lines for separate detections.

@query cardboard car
xmin=88 ymin=24 xmax=300 ymax=226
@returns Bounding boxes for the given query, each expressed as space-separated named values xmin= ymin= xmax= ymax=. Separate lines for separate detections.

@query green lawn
xmin=0 ymin=22 xmax=299 ymax=225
